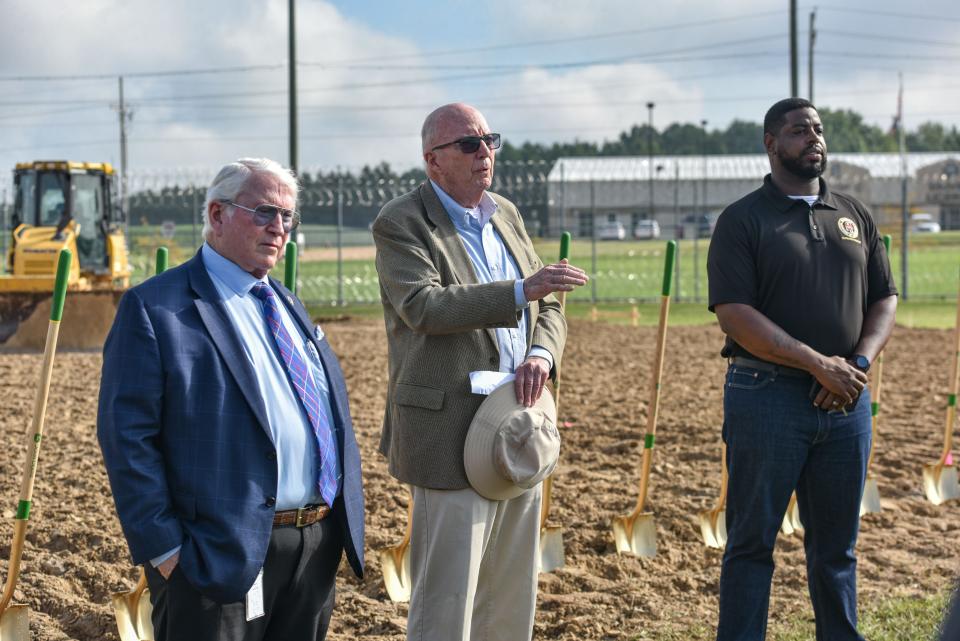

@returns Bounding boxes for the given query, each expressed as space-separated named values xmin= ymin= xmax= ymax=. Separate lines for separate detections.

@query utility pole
xmin=647 ymin=102 xmax=655 ymax=219
xmin=116 ymin=76 xmax=132 ymax=230
xmin=790 ymin=0 xmax=799 ymax=97
xmin=898 ymin=72 xmax=909 ymax=300
xmin=808 ymin=8 xmax=816 ymax=102
xmin=288 ymin=0 xmax=299 ymax=174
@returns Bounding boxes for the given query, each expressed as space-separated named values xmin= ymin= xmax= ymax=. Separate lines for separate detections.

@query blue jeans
xmin=717 ymin=363 xmax=871 ymax=641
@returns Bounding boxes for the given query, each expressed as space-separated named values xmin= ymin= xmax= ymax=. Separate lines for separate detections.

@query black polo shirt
xmin=707 ymin=174 xmax=897 ymax=360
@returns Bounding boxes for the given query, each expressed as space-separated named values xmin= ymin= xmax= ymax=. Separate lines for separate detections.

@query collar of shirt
xmin=760 ymin=173 xmax=838 ymax=213
xmin=430 ymin=180 xmax=499 ymax=229
xmin=201 ymin=242 xmax=267 ymax=298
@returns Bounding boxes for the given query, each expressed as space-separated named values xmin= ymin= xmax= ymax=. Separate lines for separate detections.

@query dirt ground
xmin=0 ymin=320 xmax=958 ymax=640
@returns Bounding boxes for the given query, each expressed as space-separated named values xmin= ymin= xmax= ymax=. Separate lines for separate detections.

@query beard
xmin=778 ymin=146 xmax=827 ymax=180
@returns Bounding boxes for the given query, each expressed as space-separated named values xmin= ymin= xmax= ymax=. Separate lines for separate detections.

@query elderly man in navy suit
xmin=97 ymin=158 xmax=364 ymax=641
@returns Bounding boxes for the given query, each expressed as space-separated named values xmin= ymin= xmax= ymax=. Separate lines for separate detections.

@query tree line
xmin=497 ymin=108 xmax=960 ymax=163
xmin=126 ymin=107 xmax=960 ymax=225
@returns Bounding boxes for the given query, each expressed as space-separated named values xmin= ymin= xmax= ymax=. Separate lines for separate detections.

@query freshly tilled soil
xmin=0 ymin=319 xmax=957 ymax=640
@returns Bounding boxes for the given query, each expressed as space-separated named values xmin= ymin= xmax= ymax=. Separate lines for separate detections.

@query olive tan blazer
xmin=372 ymin=182 xmax=566 ymax=489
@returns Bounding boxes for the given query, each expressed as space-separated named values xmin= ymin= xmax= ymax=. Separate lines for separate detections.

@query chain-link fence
xmin=2 ymin=160 xmax=957 ymax=305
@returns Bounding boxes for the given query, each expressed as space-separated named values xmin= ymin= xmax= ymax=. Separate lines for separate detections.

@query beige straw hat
xmin=463 ymin=382 xmax=560 ymax=501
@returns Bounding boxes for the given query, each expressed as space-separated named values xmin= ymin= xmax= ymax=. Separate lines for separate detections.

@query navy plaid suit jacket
xmin=97 ymin=250 xmax=364 ymax=604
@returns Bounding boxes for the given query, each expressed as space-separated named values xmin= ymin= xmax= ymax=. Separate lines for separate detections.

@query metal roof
xmin=548 ymin=152 xmax=960 ymax=182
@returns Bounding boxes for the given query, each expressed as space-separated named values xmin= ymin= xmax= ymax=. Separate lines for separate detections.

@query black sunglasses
xmin=431 ymin=133 xmax=501 ymax=154
xmin=220 ymin=200 xmax=300 ymax=233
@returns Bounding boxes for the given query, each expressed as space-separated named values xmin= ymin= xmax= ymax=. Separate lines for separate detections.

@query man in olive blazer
xmin=372 ymin=103 xmax=588 ymax=641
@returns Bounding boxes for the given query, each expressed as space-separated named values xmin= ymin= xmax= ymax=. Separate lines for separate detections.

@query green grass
xmin=304 ymin=301 xmax=955 ymax=330
xmin=124 ymin=226 xmax=960 ymax=312
xmin=624 ymin=590 xmax=951 ymax=640
xmin=773 ymin=591 xmax=950 ymax=641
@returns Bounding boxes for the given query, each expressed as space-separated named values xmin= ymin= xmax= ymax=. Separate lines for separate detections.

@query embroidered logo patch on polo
xmin=837 ymin=217 xmax=860 ymax=242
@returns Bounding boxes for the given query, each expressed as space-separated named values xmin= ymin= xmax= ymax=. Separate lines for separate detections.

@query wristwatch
xmin=849 ymin=354 xmax=871 ymax=372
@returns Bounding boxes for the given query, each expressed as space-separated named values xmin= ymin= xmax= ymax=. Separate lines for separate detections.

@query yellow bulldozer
xmin=0 ymin=161 xmax=130 ymax=350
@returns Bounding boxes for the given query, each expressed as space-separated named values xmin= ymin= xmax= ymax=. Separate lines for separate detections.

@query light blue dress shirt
xmin=151 ymin=243 xmax=334 ymax=567
xmin=430 ymin=180 xmax=553 ymax=372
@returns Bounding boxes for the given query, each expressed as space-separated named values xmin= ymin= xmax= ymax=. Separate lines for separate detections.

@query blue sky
xmin=1 ymin=0 xmax=958 ymax=186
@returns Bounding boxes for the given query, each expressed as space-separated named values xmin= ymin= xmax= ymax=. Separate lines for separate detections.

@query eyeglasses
xmin=220 ymin=200 xmax=300 ymax=232
xmin=430 ymin=133 xmax=501 ymax=154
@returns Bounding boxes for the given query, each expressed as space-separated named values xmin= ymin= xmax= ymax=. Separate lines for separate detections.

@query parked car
xmin=911 ymin=212 xmax=941 ymax=233
xmin=633 ymin=219 xmax=661 ymax=240
xmin=597 ymin=221 xmax=626 ymax=241
xmin=913 ymin=221 xmax=941 ymax=233
xmin=679 ymin=213 xmax=719 ymax=239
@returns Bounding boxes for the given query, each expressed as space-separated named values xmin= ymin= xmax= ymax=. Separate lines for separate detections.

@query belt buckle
xmin=295 ymin=507 xmax=309 ymax=528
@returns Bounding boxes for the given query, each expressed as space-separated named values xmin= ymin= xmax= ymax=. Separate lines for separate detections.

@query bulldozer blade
xmin=781 ymin=494 xmax=803 ymax=536
xmin=0 ymin=604 xmax=29 ymax=641
xmin=1 ymin=291 xmax=120 ymax=351
xmin=378 ymin=544 xmax=411 ymax=603
xmin=698 ymin=508 xmax=727 ymax=549
xmin=860 ymin=476 xmax=882 ymax=516
xmin=612 ymin=512 xmax=656 ymax=557
xmin=538 ymin=525 xmax=565 ymax=573
xmin=0 ymin=295 xmax=44 ymax=344
xmin=923 ymin=463 xmax=960 ymax=506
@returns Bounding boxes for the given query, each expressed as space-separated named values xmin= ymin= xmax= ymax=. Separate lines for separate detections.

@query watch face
xmin=854 ymin=355 xmax=870 ymax=370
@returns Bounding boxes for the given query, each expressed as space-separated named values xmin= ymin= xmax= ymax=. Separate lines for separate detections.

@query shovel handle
xmin=155 ymin=247 xmax=169 ymax=275
xmin=285 ymin=242 xmax=298 ymax=293
xmin=1 ymin=249 xmax=71 ymax=613
xmin=541 ymin=232 xmax=573 ymax=528
xmin=632 ymin=241 xmax=676 ymax=514
xmin=942 ymin=268 xmax=960 ymax=460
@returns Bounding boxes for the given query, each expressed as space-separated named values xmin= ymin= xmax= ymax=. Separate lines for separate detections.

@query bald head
xmin=420 ymin=102 xmax=496 ymax=208
xmin=421 ymin=103 xmax=486 ymax=154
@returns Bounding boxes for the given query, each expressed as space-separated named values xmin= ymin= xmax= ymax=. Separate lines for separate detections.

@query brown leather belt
xmin=273 ymin=504 xmax=331 ymax=528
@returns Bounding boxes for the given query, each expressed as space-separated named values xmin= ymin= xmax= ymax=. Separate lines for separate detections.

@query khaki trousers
xmin=406 ymin=484 xmax=542 ymax=641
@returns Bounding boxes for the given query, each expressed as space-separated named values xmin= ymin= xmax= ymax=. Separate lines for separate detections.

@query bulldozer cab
xmin=12 ymin=161 xmax=120 ymax=273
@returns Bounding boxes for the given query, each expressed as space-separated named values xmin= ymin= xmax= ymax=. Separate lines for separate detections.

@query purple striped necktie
xmin=252 ymin=282 xmax=339 ymax=506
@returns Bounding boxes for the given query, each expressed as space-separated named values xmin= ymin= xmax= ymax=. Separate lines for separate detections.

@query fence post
xmin=336 ymin=172 xmax=344 ymax=307
xmin=191 ymin=188 xmax=199 ymax=250
xmin=590 ymin=180 xmax=597 ymax=305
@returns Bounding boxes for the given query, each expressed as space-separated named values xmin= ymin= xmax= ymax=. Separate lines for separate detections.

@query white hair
xmin=201 ymin=158 xmax=300 ymax=240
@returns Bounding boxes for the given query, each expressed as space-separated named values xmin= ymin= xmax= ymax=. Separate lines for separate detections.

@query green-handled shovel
xmin=923 ymin=267 xmax=960 ymax=505
xmin=698 ymin=443 xmax=728 ymax=549
xmin=379 ymin=493 xmax=413 ymax=603
xmin=111 ymin=248 xmax=169 ymax=641
xmin=0 ymin=250 xmax=71 ymax=641
xmin=861 ymin=235 xmax=893 ymax=517
xmin=284 ymin=241 xmax=298 ymax=296
xmin=612 ymin=241 xmax=676 ymax=557
xmin=538 ymin=231 xmax=572 ymax=574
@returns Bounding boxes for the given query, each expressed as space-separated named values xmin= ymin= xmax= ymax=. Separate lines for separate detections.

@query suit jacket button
xmin=265 ymin=497 xmax=276 ymax=507
xmin=267 ymin=451 xmax=276 ymax=460
xmin=489 ymin=356 xmax=498 ymax=365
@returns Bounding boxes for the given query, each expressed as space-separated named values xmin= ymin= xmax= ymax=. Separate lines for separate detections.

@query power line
xmin=311 ymin=10 xmax=787 ymax=65
xmin=816 ymin=6 xmax=960 ymax=23
xmin=0 ymin=64 xmax=284 ymax=83
xmin=818 ymin=50 xmax=960 ymax=61
xmin=818 ymin=29 xmax=960 ymax=48
xmin=304 ymin=35 xmax=787 ymax=71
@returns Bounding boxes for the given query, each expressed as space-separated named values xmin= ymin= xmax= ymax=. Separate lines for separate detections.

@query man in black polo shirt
xmin=707 ymin=98 xmax=898 ymax=641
